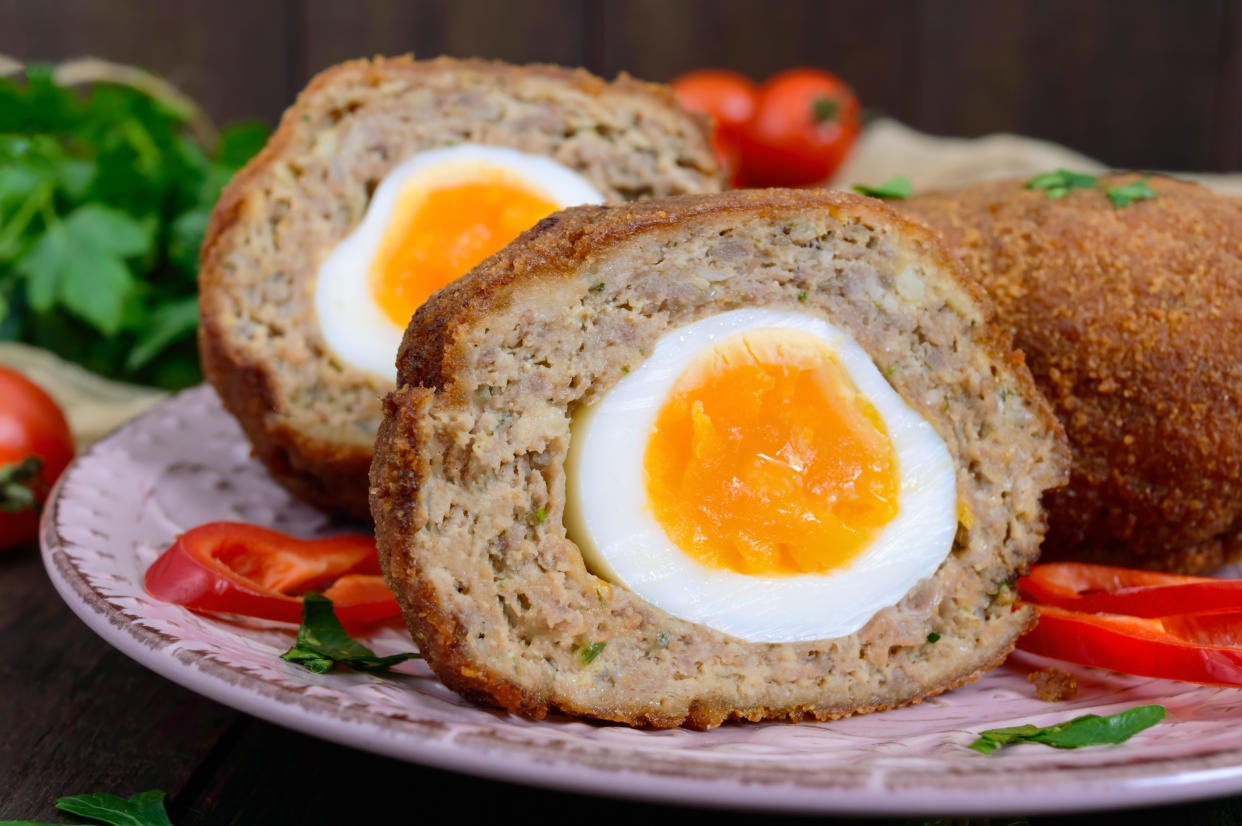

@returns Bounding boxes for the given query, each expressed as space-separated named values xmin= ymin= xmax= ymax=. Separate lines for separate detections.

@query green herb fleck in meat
xmin=577 ymin=641 xmax=606 ymax=665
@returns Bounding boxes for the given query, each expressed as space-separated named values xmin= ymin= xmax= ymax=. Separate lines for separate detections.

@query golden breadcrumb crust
xmin=902 ymin=175 xmax=1242 ymax=572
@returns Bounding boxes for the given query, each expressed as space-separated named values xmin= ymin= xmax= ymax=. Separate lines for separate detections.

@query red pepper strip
xmin=144 ymin=522 xmax=400 ymax=632
xmin=319 ymin=574 xmax=405 ymax=628
xmin=1017 ymin=604 xmax=1242 ymax=687
xmin=1017 ymin=562 xmax=1242 ymax=617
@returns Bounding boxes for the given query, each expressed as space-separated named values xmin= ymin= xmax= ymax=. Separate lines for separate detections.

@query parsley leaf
xmin=0 ymin=68 xmax=267 ymax=389
xmin=281 ymin=593 xmax=419 ymax=674
xmin=852 ymin=176 xmax=912 ymax=200
xmin=0 ymin=788 xmax=178 ymax=826
xmin=15 ymin=205 xmax=153 ymax=334
xmin=970 ymin=704 xmax=1165 ymax=754
xmin=1024 ymin=169 xmax=1158 ymax=209
xmin=1024 ymin=169 xmax=1099 ymax=198
xmin=214 ymin=121 xmax=270 ymax=168
xmin=54 ymin=790 xmax=175 ymax=826
xmin=126 ymin=296 xmax=199 ymax=372
xmin=1106 ymin=178 xmax=1158 ymax=207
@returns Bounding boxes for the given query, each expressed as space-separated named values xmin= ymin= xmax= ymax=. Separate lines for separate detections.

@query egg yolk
xmin=643 ymin=328 xmax=899 ymax=576
xmin=369 ymin=161 xmax=560 ymax=326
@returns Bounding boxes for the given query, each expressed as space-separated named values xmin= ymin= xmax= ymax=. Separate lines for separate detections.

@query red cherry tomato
xmin=670 ymin=69 xmax=759 ymax=185
xmin=0 ymin=368 xmax=74 ymax=551
xmin=737 ymin=68 xmax=861 ymax=187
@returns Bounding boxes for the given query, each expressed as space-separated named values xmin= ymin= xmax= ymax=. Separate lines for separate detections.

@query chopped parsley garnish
xmin=528 ymin=505 xmax=547 ymax=525
xmin=590 ymin=282 xmax=606 ymax=292
xmin=852 ymin=176 xmax=912 ymax=200
xmin=281 ymin=594 xmax=419 ymax=674
xmin=1106 ymin=178 xmax=1157 ymax=207
xmin=970 ymin=704 xmax=1165 ymax=754
xmin=577 ymin=641 xmax=606 ymax=664
xmin=1024 ymin=169 xmax=1099 ymax=198
xmin=1025 ymin=169 xmax=1157 ymax=208
xmin=926 ymin=632 xmax=941 ymax=643
xmin=797 ymin=290 xmax=808 ymax=302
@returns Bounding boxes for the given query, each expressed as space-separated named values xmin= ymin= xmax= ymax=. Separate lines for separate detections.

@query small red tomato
xmin=670 ymin=69 xmax=759 ymax=185
xmin=737 ymin=68 xmax=861 ymax=187
xmin=0 ymin=368 xmax=74 ymax=550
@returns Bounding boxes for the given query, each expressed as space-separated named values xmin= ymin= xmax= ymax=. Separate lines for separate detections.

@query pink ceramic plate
xmin=40 ymin=385 xmax=1242 ymax=816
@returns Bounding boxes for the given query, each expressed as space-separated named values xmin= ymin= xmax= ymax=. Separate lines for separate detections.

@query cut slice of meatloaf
xmin=199 ymin=56 xmax=723 ymax=520
xmin=370 ymin=189 xmax=1070 ymax=729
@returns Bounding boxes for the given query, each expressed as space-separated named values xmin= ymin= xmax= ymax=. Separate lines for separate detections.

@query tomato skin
xmin=144 ymin=522 xmax=401 ymax=632
xmin=737 ymin=68 xmax=861 ymax=187
xmin=670 ymin=69 xmax=759 ymax=185
xmin=0 ymin=368 xmax=74 ymax=551
xmin=1017 ymin=562 xmax=1242 ymax=617
xmin=1019 ymin=604 xmax=1242 ymax=688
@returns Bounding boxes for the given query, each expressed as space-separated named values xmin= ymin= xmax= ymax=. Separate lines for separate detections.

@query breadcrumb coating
xmin=903 ymin=175 xmax=1242 ymax=572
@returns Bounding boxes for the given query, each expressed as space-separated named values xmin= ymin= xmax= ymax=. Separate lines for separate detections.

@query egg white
xmin=315 ymin=143 xmax=605 ymax=382
xmin=564 ymin=308 xmax=958 ymax=643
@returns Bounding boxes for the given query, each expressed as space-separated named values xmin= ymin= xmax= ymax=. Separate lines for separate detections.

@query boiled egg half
xmin=565 ymin=308 xmax=957 ymax=643
xmin=316 ymin=144 xmax=604 ymax=381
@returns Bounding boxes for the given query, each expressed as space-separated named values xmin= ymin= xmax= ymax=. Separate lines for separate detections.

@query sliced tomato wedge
xmin=145 ymin=522 xmax=400 ymax=632
xmin=1017 ymin=562 xmax=1242 ymax=617
xmin=1018 ymin=604 xmax=1242 ymax=688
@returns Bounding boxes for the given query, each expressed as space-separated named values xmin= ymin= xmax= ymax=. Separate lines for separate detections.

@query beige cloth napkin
xmin=9 ymin=118 xmax=1242 ymax=448
xmin=835 ymin=117 xmax=1242 ymax=198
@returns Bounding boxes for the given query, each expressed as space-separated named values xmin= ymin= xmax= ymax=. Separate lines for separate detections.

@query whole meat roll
xmin=903 ymin=175 xmax=1242 ymax=572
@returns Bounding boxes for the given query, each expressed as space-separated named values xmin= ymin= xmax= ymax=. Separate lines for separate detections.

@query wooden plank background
xmin=2 ymin=0 xmax=1238 ymax=172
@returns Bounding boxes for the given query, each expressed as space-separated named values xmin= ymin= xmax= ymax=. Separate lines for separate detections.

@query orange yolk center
xmin=370 ymin=163 xmax=560 ymax=326
xmin=643 ymin=329 xmax=899 ymax=577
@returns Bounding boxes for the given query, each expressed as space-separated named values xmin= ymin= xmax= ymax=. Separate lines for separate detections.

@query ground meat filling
xmin=200 ymin=58 xmax=722 ymax=518
xmin=207 ymin=61 xmax=720 ymax=449
xmin=373 ymin=194 xmax=1067 ymax=728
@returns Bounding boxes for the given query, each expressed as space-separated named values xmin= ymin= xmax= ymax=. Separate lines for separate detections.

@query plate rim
xmin=37 ymin=384 xmax=1242 ymax=816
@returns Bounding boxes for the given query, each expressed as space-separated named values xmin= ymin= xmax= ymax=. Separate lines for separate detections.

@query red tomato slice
xmin=1017 ymin=562 xmax=1242 ymax=617
xmin=145 ymin=522 xmax=400 ymax=632
xmin=1018 ymin=604 xmax=1242 ymax=688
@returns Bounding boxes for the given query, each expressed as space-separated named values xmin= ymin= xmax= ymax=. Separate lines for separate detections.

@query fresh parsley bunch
xmin=0 ymin=65 xmax=267 ymax=389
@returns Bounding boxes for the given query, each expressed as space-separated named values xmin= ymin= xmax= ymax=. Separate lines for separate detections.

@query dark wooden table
xmin=3 ymin=541 xmax=1242 ymax=825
